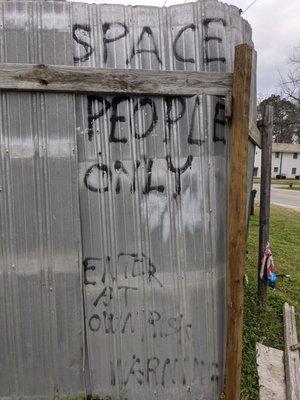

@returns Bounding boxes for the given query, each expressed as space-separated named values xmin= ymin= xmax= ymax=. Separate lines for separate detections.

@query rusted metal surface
xmin=0 ymin=1 xmax=255 ymax=399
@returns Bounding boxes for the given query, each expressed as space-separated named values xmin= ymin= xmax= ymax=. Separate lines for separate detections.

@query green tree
xmin=258 ymin=94 xmax=300 ymax=143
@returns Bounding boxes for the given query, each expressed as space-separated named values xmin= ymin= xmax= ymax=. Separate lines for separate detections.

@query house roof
xmin=272 ymin=143 xmax=300 ymax=153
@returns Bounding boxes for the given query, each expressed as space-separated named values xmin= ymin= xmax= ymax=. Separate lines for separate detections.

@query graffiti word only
xmin=84 ymin=155 xmax=193 ymax=197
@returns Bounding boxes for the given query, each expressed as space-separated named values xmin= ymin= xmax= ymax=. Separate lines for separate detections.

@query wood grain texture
xmin=257 ymin=105 xmax=273 ymax=305
xmin=249 ymin=120 xmax=261 ymax=148
xmin=283 ymin=303 xmax=300 ymax=400
xmin=225 ymin=43 xmax=253 ymax=400
xmin=249 ymin=50 xmax=258 ymax=135
xmin=225 ymin=90 xmax=232 ymax=119
xmin=0 ymin=63 xmax=233 ymax=96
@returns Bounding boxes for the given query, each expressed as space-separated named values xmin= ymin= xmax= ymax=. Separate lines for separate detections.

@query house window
xmin=275 ymin=152 xmax=280 ymax=158
xmin=274 ymin=167 xmax=278 ymax=173
xmin=293 ymin=153 xmax=298 ymax=159
xmin=292 ymin=168 xmax=296 ymax=175
xmin=253 ymin=167 xmax=258 ymax=177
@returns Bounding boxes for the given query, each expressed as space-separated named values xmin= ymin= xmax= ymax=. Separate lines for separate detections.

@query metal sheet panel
xmin=71 ymin=1 xmax=253 ymax=399
xmin=0 ymin=1 xmax=85 ymax=398
xmin=77 ymin=93 xmax=224 ymax=400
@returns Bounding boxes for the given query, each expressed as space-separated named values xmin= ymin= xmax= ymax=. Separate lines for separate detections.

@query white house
xmin=254 ymin=143 xmax=300 ymax=179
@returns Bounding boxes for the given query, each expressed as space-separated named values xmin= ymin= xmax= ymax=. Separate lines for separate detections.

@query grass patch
xmin=277 ymin=185 xmax=300 ymax=191
xmin=56 ymin=394 xmax=101 ymax=399
xmin=253 ymin=177 xmax=300 ymax=186
xmin=241 ymin=205 xmax=300 ymax=399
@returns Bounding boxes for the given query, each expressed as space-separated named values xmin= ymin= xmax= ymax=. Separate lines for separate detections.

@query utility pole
xmin=257 ymin=104 xmax=273 ymax=306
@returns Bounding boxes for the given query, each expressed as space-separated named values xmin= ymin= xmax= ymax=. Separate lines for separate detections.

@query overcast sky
xmin=227 ymin=0 xmax=300 ymax=98
xmin=72 ymin=0 xmax=300 ymax=97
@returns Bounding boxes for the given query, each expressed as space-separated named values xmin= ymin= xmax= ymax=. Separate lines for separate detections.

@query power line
xmin=242 ymin=0 xmax=259 ymax=14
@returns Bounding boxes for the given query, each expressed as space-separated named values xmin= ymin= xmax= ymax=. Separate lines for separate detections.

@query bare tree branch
xmin=280 ymin=43 xmax=300 ymax=105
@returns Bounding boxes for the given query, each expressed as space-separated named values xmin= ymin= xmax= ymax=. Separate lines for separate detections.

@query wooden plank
xmin=257 ymin=104 xmax=273 ymax=305
xmin=290 ymin=343 xmax=300 ymax=351
xmin=249 ymin=50 xmax=258 ymax=134
xmin=249 ymin=119 xmax=261 ymax=148
xmin=283 ymin=303 xmax=300 ymax=400
xmin=225 ymin=90 xmax=232 ymax=119
xmin=225 ymin=43 xmax=253 ymax=400
xmin=256 ymin=343 xmax=286 ymax=400
xmin=0 ymin=63 xmax=233 ymax=96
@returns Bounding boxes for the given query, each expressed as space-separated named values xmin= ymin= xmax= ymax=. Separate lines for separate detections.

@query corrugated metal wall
xmin=0 ymin=1 xmax=255 ymax=399
xmin=0 ymin=1 xmax=85 ymax=399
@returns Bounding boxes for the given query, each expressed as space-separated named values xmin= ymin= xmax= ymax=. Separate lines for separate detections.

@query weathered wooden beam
xmin=249 ymin=119 xmax=261 ymax=148
xmin=257 ymin=104 xmax=273 ymax=306
xmin=283 ymin=303 xmax=300 ymax=400
xmin=248 ymin=50 xmax=259 ymax=145
xmin=290 ymin=343 xmax=300 ymax=352
xmin=0 ymin=63 xmax=233 ymax=96
xmin=225 ymin=43 xmax=253 ymax=400
xmin=225 ymin=90 xmax=232 ymax=119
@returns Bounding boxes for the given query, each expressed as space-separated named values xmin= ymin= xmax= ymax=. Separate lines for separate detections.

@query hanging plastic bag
xmin=260 ymin=242 xmax=277 ymax=288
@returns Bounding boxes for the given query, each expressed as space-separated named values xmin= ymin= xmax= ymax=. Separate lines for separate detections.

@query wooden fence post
xmin=225 ymin=43 xmax=253 ymax=400
xmin=283 ymin=303 xmax=300 ymax=400
xmin=257 ymin=104 xmax=273 ymax=306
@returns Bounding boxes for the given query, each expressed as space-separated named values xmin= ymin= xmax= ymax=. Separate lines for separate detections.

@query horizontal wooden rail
xmin=0 ymin=63 xmax=233 ymax=96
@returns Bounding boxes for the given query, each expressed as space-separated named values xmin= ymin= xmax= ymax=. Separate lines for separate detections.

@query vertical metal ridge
xmin=0 ymin=1 xmax=84 ymax=398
